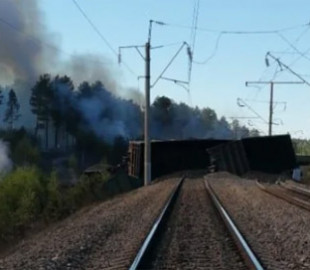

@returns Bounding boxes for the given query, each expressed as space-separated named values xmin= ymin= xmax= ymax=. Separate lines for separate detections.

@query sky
xmin=7 ymin=1 xmax=310 ymax=138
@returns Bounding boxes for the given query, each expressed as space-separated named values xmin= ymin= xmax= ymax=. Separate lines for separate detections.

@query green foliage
xmin=30 ymin=74 xmax=53 ymax=149
xmin=3 ymin=89 xmax=21 ymax=130
xmin=50 ymin=75 xmax=75 ymax=148
xmin=12 ymin=137 xmax=40 ymax=166
xmin=293 ymin=139 xmax=310 ymax=155
xmin=151 ymin=96 xmax=260 ymax=139
xmin=201 ymin=107 xmax=217 ymax=129
xmin=0 ymin=164 xmax=112 ymax=243
xmin=68 ymin=172 xmax=110 ymax=210
xmin=0 ymin=167 xmax=43 ymax=240
xmin=44 ymin=172 xmax=66 ymax=220
xmin=68 ymin=154 xmax=78 ymax=172
xmin=30 ymin=74 xmax=52 ymax=124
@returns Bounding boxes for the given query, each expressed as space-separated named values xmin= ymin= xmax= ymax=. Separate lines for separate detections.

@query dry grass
xmin=301 ymin=165 xmax=310 ymax=185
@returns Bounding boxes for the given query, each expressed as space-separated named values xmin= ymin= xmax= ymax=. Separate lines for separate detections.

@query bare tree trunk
xmin=34 ymin=120 xmax=39 ymax=138
xmin=54 ymin=125 xmax=59 ymax=149
xmin=66 ymin=131 xmax=69 ymax=151
xmin=45 ymin=119 xmax=49 ymax=151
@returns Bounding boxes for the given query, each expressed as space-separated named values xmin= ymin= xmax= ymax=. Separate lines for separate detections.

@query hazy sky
xmin=35 ymin=1 xmax=310 ymax=137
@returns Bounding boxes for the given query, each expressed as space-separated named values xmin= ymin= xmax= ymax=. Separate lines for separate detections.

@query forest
xmin=0 ymin=73 xmax=263 ymax=244
xmin=0 ymin=74 xmax=261 ymax=171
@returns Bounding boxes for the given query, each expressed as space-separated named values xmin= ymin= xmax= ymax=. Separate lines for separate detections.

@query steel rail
xmin=129 ymin=177 xmax=185 ymax=270
xmin=205 ymin=180 xmax=264 ymax=270
xmin=257 ymin=181 xmax=310 ymax=211
xmin=279 ymin=181 xmax=310 ymax=198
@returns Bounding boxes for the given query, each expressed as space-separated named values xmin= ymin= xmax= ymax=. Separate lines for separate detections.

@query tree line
xmin=0 ymin=74 xmax=260 ymax=156
xmin=0 ymin=88 xmax=21 ymax=130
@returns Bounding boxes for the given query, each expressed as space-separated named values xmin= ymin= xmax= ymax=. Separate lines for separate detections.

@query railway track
xmin=279 ymin=181 xmax=310 ymax=199
xmin=256 ymin=181 xmax=310 ymax=211
xmin=130 ymin=178 xmax=264 ymax=270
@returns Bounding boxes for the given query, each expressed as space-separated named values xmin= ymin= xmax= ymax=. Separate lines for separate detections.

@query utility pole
xmin=144 ymin=41 xmax=151 ymax=186
xmin=245 ymin=81 xmax=304 ymax=136
xmin=119 ymin=20 xmax=191 ymax=186
xmin=269 ymin=82 xmax=273 ymax=136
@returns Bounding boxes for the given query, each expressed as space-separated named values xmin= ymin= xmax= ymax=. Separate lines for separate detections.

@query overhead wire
xmin=151 ymin=42 xmax=188 ymax=88
xmin=193 ymin=33 xmax=222 ymax=65
xmin=276 ymin=32 xmax=310 ymax=62
xmin=71 ymin=0 xmax=137 ymax=76
xmin=191 ymin=0 xmax=200 ymax=54
xmin=194 ymin=23 xmax=309 ymax=65
xmin=164 ymin=22 xmax=307 ymax=34
xmin=188 ymin=0 xmax=200 ymax=85
xmin=163 ymin=18 xmax=309 ymax=133
xmin=286 ymin=46 xmax=310 ymax=68
xmin=189 ymin=1 xmax=198 ymax=48
xmin=252 ymin=23 xmax=310 ymax=95
xmin=155 ymin=41 xmax=184 ymax=48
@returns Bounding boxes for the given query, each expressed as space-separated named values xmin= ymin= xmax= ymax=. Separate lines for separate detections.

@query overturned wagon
xmin=128 ymin=139 xmax=228 ymax=180
xmin=128 ymin=135 xmax=297 ymax=181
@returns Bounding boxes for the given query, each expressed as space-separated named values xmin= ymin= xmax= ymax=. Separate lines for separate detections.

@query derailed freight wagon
xmin=128 ymin=139 xmax=229 ymax=180
xmin=128 ymin=135 xmax=297 ymax=181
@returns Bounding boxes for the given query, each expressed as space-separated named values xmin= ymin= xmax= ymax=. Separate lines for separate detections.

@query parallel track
xmin=279 ymin=181 xmax=310 ymax=199
xmin=129 ymin=178 xmax=264 ymax=270
xmin=256 ymin=181 xmax=310 ymax=212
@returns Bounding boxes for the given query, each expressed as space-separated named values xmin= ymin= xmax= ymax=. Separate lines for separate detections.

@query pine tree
xmin=51 ymin=75 xmax=74 ymax=149
xmin=30 ymin=74 xmax=52 ymax=150
xmin=3 ymin=89 xmax=20 ymax=130
xmin=0 ymin=88 xmax=3 ymax=106
xmin=0 ymin=88 xmax=4 ymax=126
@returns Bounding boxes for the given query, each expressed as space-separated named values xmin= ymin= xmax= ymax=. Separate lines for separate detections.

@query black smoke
xmin=0 ymin=1 xmax=258 ymax=145
xmin=0 ymin=0 xmax=58 ymax=84
xmin=0 ymin=0 xmax=143 ymax=127
xmin=52 ymin=79 xmax=143 ymax=143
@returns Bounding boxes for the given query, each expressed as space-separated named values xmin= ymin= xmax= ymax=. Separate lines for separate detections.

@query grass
xmin=300 ymin=165 xmax=310 ymax=185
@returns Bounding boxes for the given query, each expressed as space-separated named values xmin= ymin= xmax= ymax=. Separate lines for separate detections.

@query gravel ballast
xmin=0 ymin=178 xmax=179 ymax=270
xmin=208 ymin=172 xmax=310 ymax=270
xmin=151 ymin=178 xmax=246 ymax=269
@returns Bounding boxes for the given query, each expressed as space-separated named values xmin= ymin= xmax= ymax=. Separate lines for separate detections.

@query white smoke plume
xmin=0 ymin=140 xmax=12 ymax=175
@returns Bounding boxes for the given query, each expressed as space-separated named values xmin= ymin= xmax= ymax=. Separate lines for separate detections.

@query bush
xmin=44 ymin=171 xmax=68 ymax=220
xmin=68 ymin=154 xmax=78 ymax=173
xmin=12 ymin=137 xmax=40 ymax=166
xmin=0 ymin=164 xmax=112 ymax=243
xmin=68 ymin=172 xmax=110 ymax=209
xmin=0 ymin=167 xmax=43 ymax=241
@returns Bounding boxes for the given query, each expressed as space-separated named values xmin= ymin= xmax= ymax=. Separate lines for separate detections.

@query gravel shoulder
xmin=0 ymin=178 xmax=179 ymax=270
xmin=208 ymin=172 xmax=310 ymax=270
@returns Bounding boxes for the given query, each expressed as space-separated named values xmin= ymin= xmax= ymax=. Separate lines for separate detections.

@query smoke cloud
xmin=52 ymin=80 xmax=142 ymax=143
xmin=0 ymin=0 xmax=59 ymax=85
xmin=0 ymin=1 xmax=255 ymax=144
xmin=0 ymin=0 xmax=142 ymax=105
xmin=0 ymin=140 xmax=12 ymax=175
